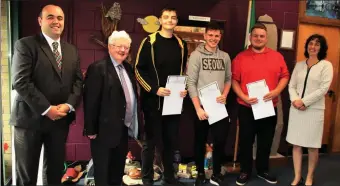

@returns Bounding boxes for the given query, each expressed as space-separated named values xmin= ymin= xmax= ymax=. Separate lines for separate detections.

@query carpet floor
xmin=76 ymin=154 xmax=340 ymax=186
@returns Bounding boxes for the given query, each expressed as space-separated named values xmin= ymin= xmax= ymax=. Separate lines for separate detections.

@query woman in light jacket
xmin=286 ymin=34 xmax=333 ymax=186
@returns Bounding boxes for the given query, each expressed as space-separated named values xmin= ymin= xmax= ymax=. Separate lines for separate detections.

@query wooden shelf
xmin=175 ymin=30 xmax=205 ymax=55
xmin=174 ymin=31 xmax=205 ymax=36
xmin=185 ymin=41 xmax=205 ymax=44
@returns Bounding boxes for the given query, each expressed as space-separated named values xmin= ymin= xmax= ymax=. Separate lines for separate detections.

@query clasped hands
xmin=46 ymin=104 xmax=70 ymax=121
xmin=292 ymin=99 xmax=307 ymax=111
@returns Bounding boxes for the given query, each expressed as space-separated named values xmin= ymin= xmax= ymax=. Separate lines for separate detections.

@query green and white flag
xmin=244 ymin=0 xmax=256 ymax=49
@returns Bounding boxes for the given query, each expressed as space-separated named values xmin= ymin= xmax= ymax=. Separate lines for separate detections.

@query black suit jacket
xmin=83 ymin=58 xmax=142 ymax=148
xmin=10 ymin=34 xmax=83 ymax=129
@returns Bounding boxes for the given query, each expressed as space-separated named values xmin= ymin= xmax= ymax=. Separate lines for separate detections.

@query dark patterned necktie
xmin=52 ymin=42 xmax=62 ymax=69
xmin=118 ymin=65 xmax=133 ymax=127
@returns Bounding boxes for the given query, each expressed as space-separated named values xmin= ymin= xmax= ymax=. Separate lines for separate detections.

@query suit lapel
xmin=107 ymin=58 xmax=120 ymax=81
xmin=38 ymin=34 xmax=62 ymax=79
xmin=60 ymin=41 xmax=71 ymax=82
xmin=106 ymin=59 xmax=124 ymax=93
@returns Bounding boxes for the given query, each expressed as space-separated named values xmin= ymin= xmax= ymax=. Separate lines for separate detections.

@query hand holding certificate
xmin=199 ymin=81 xmax=228 ymax=125
xmin=162 ymin=76 xmax=187 ymax=115
xmin=246 ymin=79 xmax=276 ymax=120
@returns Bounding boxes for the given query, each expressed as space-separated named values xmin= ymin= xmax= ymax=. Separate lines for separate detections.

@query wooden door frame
xmin=328 ymin=58 xmax=340 ymax=153
xmin=295 ymin=23 xmax=340 ymax=153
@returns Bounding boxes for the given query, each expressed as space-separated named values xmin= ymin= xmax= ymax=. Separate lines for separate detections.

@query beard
xmin=252 ymin=45 xmax=265 ymax=50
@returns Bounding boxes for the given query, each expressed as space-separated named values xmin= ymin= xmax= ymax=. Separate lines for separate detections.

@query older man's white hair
xmin=108 ymin=30 xmax=132 ymax=45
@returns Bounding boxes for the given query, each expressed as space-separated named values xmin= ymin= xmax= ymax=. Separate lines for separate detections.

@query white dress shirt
xmin=111 ymin=57 xmax=138 ymax=138
xmin=42 ymin=32 xmax=61 ymax=56
xmin=110 ymin=57 xmax=136 ymax=118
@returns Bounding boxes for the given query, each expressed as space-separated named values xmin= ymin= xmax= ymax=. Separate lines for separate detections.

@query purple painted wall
xmin=19 ymin=0 xmax=298 ymax=161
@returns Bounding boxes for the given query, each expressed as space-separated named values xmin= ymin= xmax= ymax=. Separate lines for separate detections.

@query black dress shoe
xmin=290 ymin=177 xmax=304 ymax=186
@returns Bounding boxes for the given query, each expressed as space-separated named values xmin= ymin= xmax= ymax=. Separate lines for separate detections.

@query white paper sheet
xmin=199 ymin=81 xmax=228 ymax=125
xmin=246 ymin=79 xmax=276 ymax=120
xmin=162 ymin=76 xmax=187 ymax=115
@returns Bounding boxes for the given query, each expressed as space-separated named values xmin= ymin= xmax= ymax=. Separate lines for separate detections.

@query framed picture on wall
xmin=280 ymin=30 xmax=295 ymax=50
xmin=299 ymin=0 xmax=340 ymax=27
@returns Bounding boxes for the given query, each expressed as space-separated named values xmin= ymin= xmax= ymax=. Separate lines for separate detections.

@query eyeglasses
xmin=111 ymin=45 xmax=130 ymax=50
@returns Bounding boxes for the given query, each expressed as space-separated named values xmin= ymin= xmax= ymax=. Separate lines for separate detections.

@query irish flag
xmin=244 ymin=0 xmax=256 ymax=49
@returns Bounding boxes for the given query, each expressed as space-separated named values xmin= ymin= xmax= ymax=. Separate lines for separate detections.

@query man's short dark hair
xmin=304 ymin=34 xmax=328 ymax=60
xmin=39 ymin=5 xmax=44 ymax=17
xmin=205 ymin=21 xmax=223 ymax=34
xmin=159 ymin=7 xmax=177 ymax=17
xmin=250 ymin=23 xmax=267 ymax=33
xmin=39 ymin=4 xmax=60 ymax=18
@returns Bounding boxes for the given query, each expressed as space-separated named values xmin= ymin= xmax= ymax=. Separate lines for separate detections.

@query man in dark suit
xmin=83 ymin=30 xmax=141 ymax=186
xmin=10 ymin=4 xmax=83 ymax=185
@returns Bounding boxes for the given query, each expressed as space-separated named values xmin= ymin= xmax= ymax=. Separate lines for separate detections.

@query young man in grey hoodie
xmin=187 ymin=22 xmax=232 ymax=186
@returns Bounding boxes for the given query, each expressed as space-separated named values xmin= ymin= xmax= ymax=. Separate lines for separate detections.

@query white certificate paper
xmin=246 ymin=79 xmax=275 ymax=120
xmin=162 ymin=75 xmax=187 ymax=115
xmin=199 ymin=81 xmax=228 ymax=125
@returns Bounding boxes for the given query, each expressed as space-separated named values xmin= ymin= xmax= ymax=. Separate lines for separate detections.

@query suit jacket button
xmin=122 ymin=118 xmax=124 ymax=121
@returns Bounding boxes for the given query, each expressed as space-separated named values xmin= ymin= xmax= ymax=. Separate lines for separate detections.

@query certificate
xmin=162 ymin=75 xmax=187 ymax=115
xmin=198 ymin=81 xmax=228 ymax=125
xmin=246 ymin=79 xmax=275 ymax=120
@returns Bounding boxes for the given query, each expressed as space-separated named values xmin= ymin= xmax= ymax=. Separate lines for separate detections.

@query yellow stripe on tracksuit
xmin=135 ymin=32 xmax=185 ymax=91
xmin=135 ymin=38 xmax=151 ymax=92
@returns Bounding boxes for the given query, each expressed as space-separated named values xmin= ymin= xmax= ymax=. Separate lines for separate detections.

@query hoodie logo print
xmin=202 ymin=58 xmax=225 ymax=71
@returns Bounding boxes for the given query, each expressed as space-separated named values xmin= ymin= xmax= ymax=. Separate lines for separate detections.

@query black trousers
xmin=194 ymin=116 xmax=230 ymax=175
xmin=238 ymin=105 xmax=277 ymax=174
xmin=14 ymin=121 xmax=69 ymax=186
xmin=90 ymin=126 xmax=128 ymax=186
xmin=141 ymin=113 xmax=180 ymax=183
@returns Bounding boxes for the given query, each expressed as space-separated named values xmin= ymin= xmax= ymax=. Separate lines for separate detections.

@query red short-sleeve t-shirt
xmin=232 ymin=47 xmax=290 ymax=107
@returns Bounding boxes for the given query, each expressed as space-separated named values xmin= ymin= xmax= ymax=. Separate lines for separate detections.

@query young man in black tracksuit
xmin=135 ymin=8 xmax=188 ymax=186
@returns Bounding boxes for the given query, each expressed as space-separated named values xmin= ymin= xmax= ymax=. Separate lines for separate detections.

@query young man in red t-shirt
xmin=232 ymin=23 xmax=290 ymax=185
